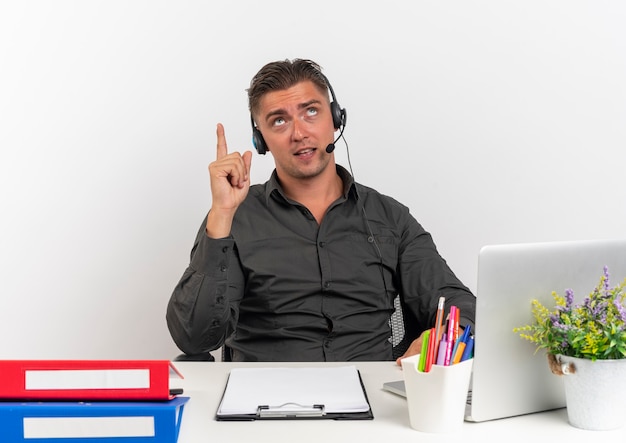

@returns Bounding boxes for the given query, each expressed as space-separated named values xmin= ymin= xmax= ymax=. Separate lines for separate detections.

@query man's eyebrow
xmin=263 ymin=100 xmax=323 ymax=123
xmin=298 ymin=99 xmax=322 ymax=109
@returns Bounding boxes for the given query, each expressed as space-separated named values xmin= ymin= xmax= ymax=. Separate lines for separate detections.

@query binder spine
xmin=0 ymin=397 xmax=189 ymax=443
xmin=0 ymin=360 xmax=176 ymax=400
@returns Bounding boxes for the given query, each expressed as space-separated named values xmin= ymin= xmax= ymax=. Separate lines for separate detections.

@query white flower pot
xmin=557 ymin=354 xmax=626 ymax=431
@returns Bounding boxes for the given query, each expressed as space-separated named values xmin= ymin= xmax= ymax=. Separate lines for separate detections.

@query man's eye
xmin=273 ymin=117 xmax=285 ymax=127
xmin=307 ymin=108 xmax=318 ymax=116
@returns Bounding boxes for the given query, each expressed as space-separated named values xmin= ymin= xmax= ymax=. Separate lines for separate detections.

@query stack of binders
xmin=0 ymin=360 xmax=189 ymax=443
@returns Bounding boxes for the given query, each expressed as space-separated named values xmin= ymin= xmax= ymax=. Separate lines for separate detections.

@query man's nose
xmin=291 ymin=118 xmax=305 ymax=141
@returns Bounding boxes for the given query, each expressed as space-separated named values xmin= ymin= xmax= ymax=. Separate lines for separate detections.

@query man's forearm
xmin=166 ymin=226 xmax=241 ymax=354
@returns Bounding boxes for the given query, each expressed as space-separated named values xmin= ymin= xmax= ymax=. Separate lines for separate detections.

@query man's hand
xmin=205 ymin=123 xmax=253 ymax=238
xmin=395 ymin=332 xmax=426 ymax=366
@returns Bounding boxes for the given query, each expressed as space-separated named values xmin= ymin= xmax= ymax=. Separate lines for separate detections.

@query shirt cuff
xmin=190 ymin=234 xmax=236 ymax=276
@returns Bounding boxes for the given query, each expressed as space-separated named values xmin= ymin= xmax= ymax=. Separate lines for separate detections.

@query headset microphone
xmin=325 ymin=110 xmax=347 ymax=154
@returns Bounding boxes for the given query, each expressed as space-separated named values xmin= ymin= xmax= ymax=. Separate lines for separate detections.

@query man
xmin=166 ymin=59 xmax=475 ymax=363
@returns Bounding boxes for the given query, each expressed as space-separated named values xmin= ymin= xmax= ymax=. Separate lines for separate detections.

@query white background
xmin=1 ymin=1 xmax=624 ymax=359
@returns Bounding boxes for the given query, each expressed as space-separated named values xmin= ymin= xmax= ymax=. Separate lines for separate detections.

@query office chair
xmin=389 ymin=295 xmax=420 ymax=360
xmin=174 ymin=352 xmax=215 ymax=362
xmin=174 ymin=346 xmax=231 ymax=362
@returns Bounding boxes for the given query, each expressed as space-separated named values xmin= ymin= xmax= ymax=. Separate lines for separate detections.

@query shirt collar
xmin=265 ymin=165 xmax=359 ymax=205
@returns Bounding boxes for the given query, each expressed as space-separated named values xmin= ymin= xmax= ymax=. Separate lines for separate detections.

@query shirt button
xmin=222 ymin=246 xmax=228 ymax=253
xmin=319 ymin=241 xmax=326 ymax=248
xmin=220 ymin=265 xmax=227 ymax=272
xmin=324 ymin=282 xmax=331 ymax=289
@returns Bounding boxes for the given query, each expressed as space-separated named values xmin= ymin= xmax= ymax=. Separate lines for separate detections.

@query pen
xmin=444 ymin=307 xmax=457 ymax=366
xmin=452 ymin=341 xmax=466 ymax=364
xmin=461 ymin=336 xmax=474 ymax=362
xmin=452 ymin=325 xmax=470 ymax=364
xmin=449 ymin=311 xmax=466 ymax=363
xmin=450 ymin=336 xmax=461 ymax=365
xmin=436 ymin=333 xmax=448 ymax=366
xmin=418 ymin=329 xmax=430 ymax=371
xmin=453 ymin=307 xmax=460 ymax=343
xmin=432 ymin=296 xmax=445 ymax=362
xmin=460 ymin=324 xmax=472 ymax=344
xmin=425 ymin=327 xmax=436 ymax=372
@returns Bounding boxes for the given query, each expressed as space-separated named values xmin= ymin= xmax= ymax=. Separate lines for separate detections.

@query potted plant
xmin=513 ymin=266 xmax=626 ymax=430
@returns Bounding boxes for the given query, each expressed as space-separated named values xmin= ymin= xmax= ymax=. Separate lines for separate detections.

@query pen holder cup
xmin=401 ymin=354 xmax=473 ymax=433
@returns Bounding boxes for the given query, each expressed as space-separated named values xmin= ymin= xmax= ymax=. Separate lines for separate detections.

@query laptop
xmin=383 ymin=238 xmax=626 ymax=422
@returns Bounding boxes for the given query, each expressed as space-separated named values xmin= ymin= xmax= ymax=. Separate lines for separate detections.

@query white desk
xmin=173 ymin=361 xmax=624 ymax=443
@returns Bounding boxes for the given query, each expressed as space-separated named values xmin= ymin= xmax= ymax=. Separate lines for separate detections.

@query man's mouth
xmin=295 ymin=148 xmax=316 ymax=157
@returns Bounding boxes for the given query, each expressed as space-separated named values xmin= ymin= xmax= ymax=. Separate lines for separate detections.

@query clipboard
xmin=215 ymin=366 xmax=374 ymax=421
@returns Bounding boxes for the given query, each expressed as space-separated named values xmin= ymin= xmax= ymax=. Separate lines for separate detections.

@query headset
xmin=250 ymin=74 xmax=347 ymax=155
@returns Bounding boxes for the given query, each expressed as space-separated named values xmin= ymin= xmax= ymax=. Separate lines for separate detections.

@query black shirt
xmin=166 ymin=166 xmax=475 ymax=361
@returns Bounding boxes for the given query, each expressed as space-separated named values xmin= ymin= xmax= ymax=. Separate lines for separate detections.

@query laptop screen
xmin=467 ymin=238 xmax=626 ymax=422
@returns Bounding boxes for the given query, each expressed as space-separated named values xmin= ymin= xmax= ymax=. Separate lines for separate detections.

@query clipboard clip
xmin=257 ymin=403 xmax=326 ymax=418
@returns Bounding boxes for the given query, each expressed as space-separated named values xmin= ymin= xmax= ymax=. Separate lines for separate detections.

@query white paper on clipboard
xmin=217 ymin=365 xmax=370 ymax=416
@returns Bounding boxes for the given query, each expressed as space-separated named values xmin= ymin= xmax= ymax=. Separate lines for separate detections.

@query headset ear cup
xmin=330 ymin=101 xmax=344 ymax=130
xmin=252 ymin=127 xmax=267 ymax=155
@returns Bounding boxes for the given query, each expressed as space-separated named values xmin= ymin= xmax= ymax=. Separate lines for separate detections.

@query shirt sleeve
xmin=166 ymin=218 xmax=245 ymax=355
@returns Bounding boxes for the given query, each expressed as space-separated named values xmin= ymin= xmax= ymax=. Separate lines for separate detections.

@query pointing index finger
xmin=216 ymin=123 xmax=228 ymax=159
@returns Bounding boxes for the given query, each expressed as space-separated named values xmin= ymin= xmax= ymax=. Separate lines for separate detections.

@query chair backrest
xmin=221 ymin=345 xmax=232 ymax=362
xmin=389 ymin=295 xmax=420 ymax=360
